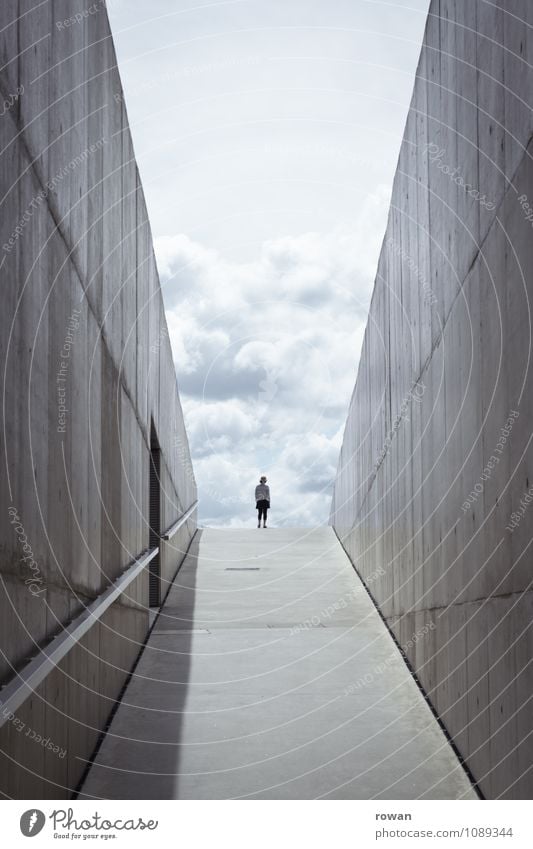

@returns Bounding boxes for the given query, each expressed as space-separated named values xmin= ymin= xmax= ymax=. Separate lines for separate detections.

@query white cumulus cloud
xmin=155 ymin=189 xmax=390 ymax=526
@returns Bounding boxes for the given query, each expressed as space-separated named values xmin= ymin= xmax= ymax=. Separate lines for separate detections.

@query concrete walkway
xmin=81 ymin=528 xmax=476 ymax=799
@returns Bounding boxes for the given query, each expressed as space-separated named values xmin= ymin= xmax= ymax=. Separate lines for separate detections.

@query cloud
xmin=155 ymin=188 xmax=389 ymax=526
xmin=105 ymin=0 xmax=431 ymax=527
xmin=183 ymin=399 xmax=259 ymax=457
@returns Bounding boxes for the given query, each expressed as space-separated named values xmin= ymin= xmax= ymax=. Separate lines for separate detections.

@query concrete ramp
xmin=81 ymin=528 xmax=476 ymax=799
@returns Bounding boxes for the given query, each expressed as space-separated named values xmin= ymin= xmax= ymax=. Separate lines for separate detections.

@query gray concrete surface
xmin=0 ymin=1 xmax=196 ymax=798
xmin=330 ymin=0 xmax=533 ymax=799
xmin=81 ymin=528 xmax=475 ymax=799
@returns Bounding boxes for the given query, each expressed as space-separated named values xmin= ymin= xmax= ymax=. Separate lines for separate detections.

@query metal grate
xmin=149 ymin=434 xmax=161 ymax=607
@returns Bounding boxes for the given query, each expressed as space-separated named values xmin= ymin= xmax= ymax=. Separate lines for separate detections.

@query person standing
xmin=255 ymin=476 xmax=270 ymax=528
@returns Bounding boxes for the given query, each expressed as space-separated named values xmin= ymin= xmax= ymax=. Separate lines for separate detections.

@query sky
xmin=107 ymin=0 xmax=431 ymax=528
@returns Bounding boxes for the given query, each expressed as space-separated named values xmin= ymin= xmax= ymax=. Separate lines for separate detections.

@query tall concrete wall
xmin=0 ymin=1 xmax=197 ymax=797
xmin=331 ymin=0 xmax=533 ymax=799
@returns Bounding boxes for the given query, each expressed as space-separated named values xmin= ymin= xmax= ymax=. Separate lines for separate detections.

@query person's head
xmin=260 ymin=475 xmax=267 ymax=483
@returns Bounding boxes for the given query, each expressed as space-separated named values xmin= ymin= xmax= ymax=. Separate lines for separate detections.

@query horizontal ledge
xmin=161 ymin=500 xmax=198 ymax=541
xmin=0 ymin=547 xmax=159 ymax=727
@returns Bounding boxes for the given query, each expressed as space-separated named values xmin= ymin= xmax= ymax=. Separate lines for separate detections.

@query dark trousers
xmin=257 ymin=499 xmax=269 ymax=522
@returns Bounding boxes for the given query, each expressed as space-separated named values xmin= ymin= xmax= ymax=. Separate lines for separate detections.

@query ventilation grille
xmin=149 ymin=446 xmax=161 ymax=607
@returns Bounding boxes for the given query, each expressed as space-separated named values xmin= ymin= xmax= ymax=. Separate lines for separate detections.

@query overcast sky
xmin=107 ymin=0 xmax=430 ymax=527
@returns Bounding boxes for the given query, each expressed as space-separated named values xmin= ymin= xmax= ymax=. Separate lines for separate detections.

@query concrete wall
xmin=0 ymin=1 xmax=197 ymax=797
xmin=331 ymin=0 xmax=533 ymax=799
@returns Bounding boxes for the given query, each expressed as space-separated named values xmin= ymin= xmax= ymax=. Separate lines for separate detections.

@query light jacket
xmin=255 ymin=483 xmax=270 ymax=503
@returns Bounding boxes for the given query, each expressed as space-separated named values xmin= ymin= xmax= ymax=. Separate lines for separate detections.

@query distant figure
xmin=255 ymin=475 xmax=270 ymax=528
